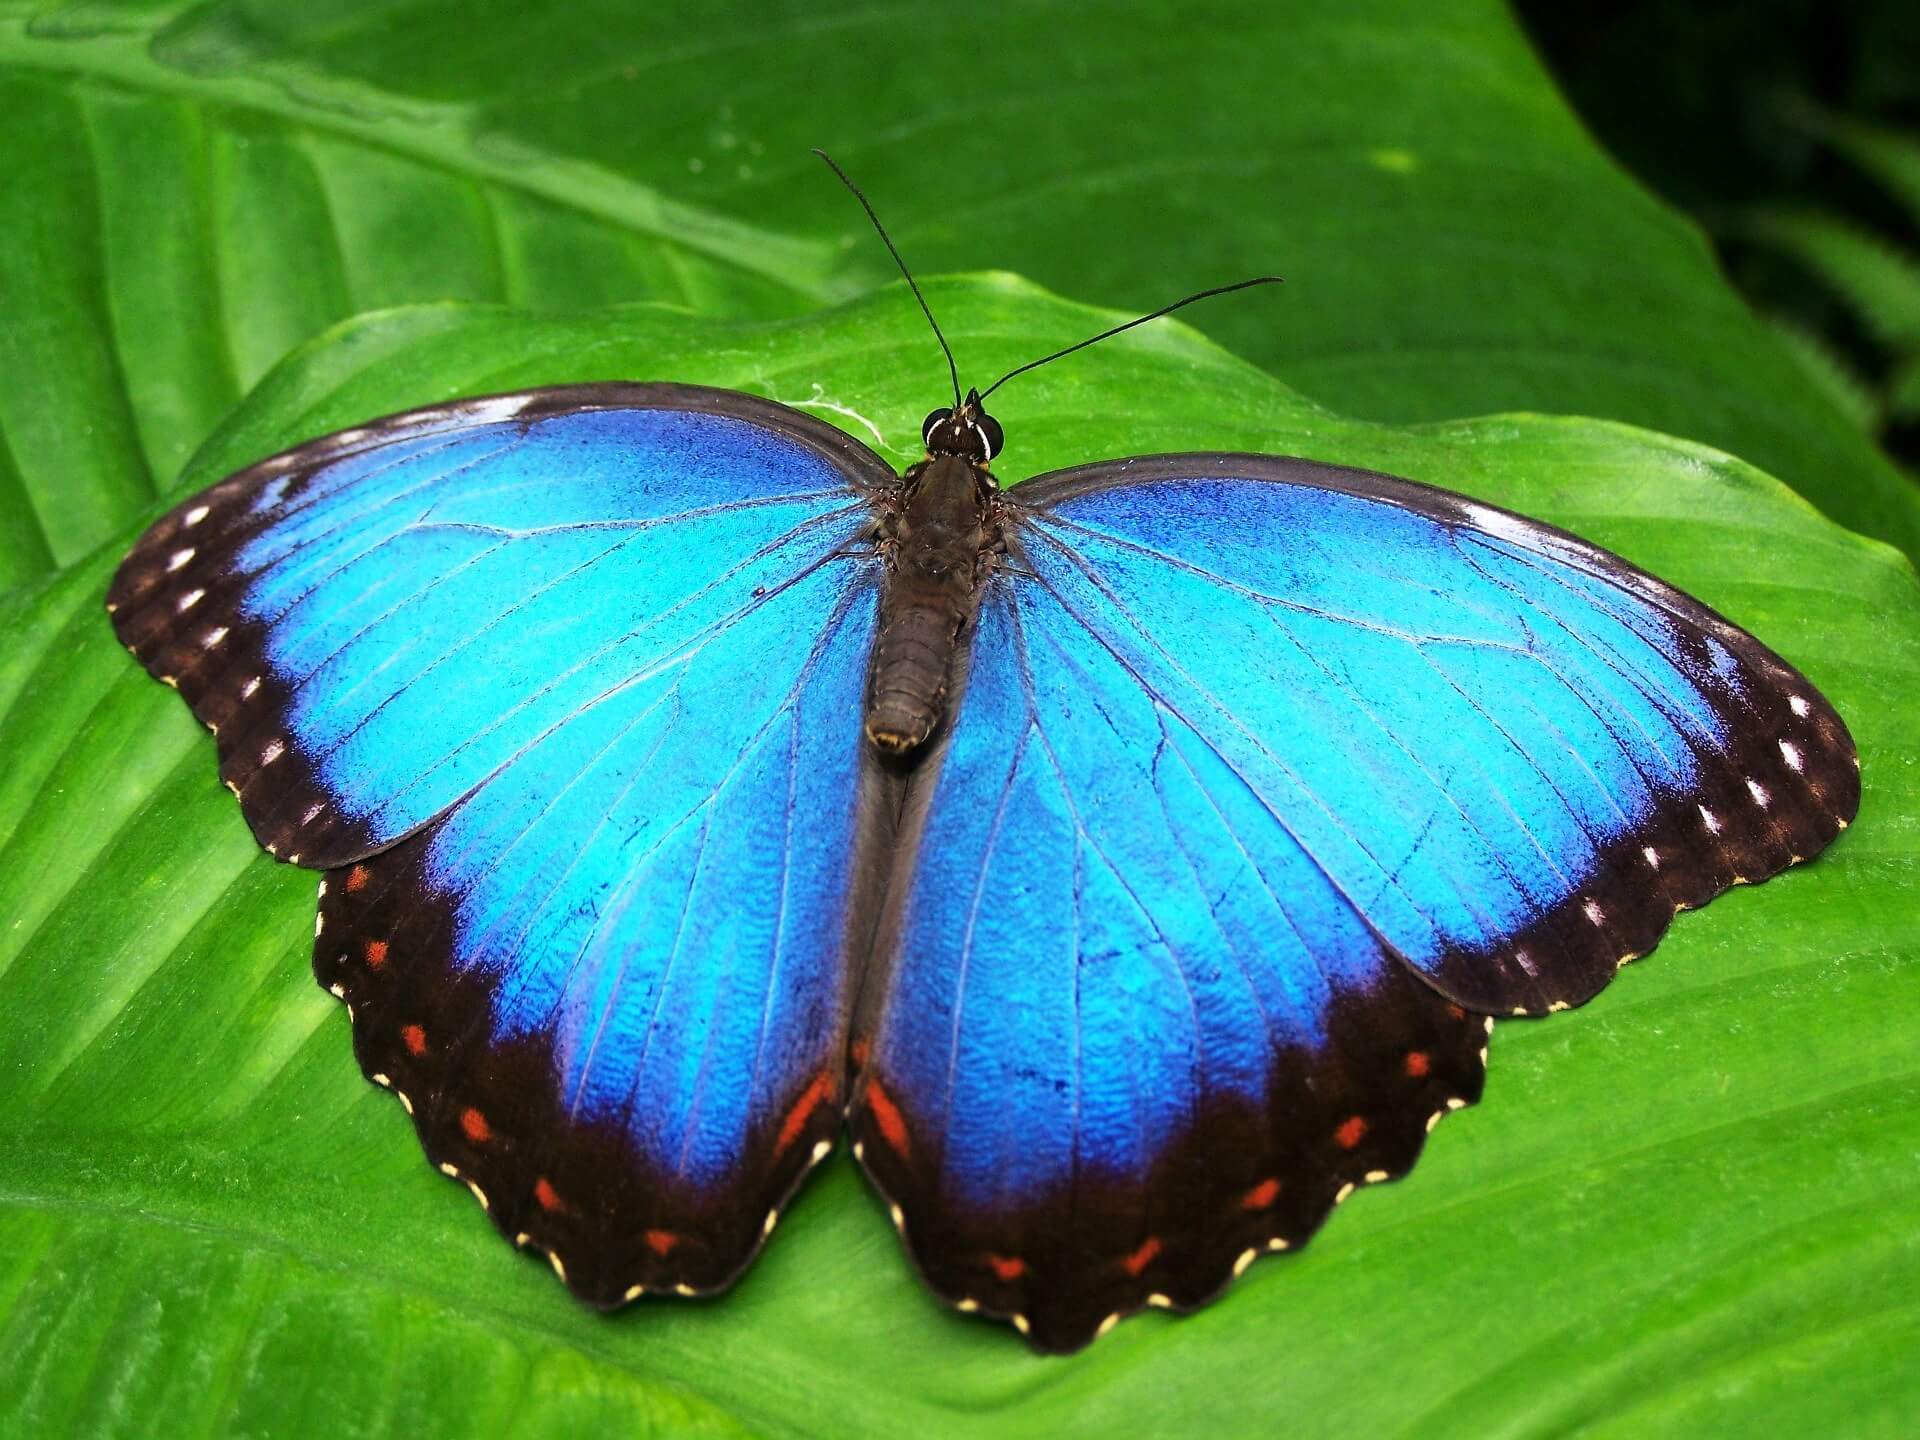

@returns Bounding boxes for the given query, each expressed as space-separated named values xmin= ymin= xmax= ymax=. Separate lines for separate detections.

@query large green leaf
xmin=3 ymin=288 xmax=1915 ymax=1437
xmin=0 ymin=3 xmax=838 ymax=588
xmin=3 ymin=0 xmax=1916 ymax=589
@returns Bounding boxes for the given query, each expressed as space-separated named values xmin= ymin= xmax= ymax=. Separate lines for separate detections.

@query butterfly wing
xmin=315 ymin=547 xmax=883 ymax=1299
xmin=108 ymin=384 xmax=893 ymax=866
xmin=111 ymin=385 xmax=897 ymax=1298
xmin=850 ymin=453 xmax=1856 ymax=1350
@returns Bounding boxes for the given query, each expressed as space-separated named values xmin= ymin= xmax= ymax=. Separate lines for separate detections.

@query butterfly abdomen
xmin=866 ymin=454 xmax=994 ymax=754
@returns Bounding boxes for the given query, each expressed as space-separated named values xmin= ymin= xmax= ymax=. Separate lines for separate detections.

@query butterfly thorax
xmin=866 ymin=450 xmax=999 ymax=755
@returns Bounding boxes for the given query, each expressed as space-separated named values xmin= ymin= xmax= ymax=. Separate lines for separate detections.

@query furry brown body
xmin=865 ymin=452 xmax=998 ymax=753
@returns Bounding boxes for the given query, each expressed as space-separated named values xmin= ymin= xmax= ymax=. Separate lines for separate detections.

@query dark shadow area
xmin=1519 ymin=0 xmax=1920 ymax=471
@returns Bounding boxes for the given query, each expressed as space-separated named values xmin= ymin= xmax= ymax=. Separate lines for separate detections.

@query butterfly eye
xmin=974 ymin=411 xmax=1004 ymax=462
xmin=922 ymin=408 xmax=954 ymax=449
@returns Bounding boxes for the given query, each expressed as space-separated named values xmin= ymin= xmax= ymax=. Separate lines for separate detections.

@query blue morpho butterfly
xmin=107 ymin=154 xmax=1858 ymax=1353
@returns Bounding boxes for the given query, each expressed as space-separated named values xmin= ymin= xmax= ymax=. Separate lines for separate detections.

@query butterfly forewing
xmin=108 ymin=385 xmax=893 ymax=865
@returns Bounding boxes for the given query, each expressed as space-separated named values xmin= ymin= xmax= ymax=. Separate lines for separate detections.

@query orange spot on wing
xmin=865 ymin=1080 xmax=910 ymax=1158
xmin=1447 ymin=1003 xmax=1467 ymax=1020
xmin=775 ymin=1070 xmax=836 ymax=1156
xmin=1335 ymin=1115 xmax=1368 ymax=1149
xmin=987 ymin=1253 xmax=1026 ymax=1281
xmin=346 ymin=865 xmax=370 ymax=893
xmin=364 ymin=939 xmax=388 ymax=969
xmin=1121 ymin=1236 xmax=1162 ymax=1276
xmin=533 ymin=1177 xmax=565 ymax=1212
xmin=401 ymin=1024 xmax=426 ymax=1056
xmin=1242 ymin=1177 xmax=1281 ymax=1210
xmin=645 ymin=1228 xmax=679 ymax=1256
xmin=850 ymin=1036 xmax=870 ymax=1069
xmin=1405 ymin=1050 xmax=1430 ymax=1078
xmin=460 ymin=1107 xmax=492 ymax=1143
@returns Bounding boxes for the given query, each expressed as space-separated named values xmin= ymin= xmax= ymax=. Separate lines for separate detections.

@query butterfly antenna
xmin=813 ymin=149 xmax=963 ymax=408
xmin=977 ymin=276 xmax=1283 ymax=400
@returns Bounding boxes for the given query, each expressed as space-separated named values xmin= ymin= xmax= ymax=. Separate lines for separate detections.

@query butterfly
xmin=105 ymin=163 xmax=1859 ymax=1354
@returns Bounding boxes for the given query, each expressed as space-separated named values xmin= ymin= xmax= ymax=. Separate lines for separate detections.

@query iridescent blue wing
xmin=111 ymin=385 xmax=895 ymax=1299
xmin=108 ymin=384 xmax=893 ymax=866
xmin=851 ymin=454 xmax=1857 ymax=1351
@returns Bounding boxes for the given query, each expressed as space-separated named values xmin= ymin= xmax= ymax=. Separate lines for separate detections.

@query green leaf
xmin=0 ymin=7 xmax=837 ymax=587
xmin=1759 ymin=311 xmax=1882 ymax=435
xmin=1781 ymin=101 xmax=1920 ymax=232
xmin=1735 ymin=208 xmax=1920 ymax=350
xmin=1890 ymin=354 xmax=1920 ymax=424
xmin=4 ymin=289 xmax=1915 ymax=1438
xmin=3 ymin=0 xmax=1917 ymax=587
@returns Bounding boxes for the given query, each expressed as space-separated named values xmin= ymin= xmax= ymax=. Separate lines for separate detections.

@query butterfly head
xmin=921 ymin=388 xmax=1004 ymax=466
xmin=812 ymin=149 xmax=1276 ymax=481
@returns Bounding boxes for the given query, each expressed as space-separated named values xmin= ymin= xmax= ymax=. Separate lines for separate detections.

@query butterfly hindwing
xmin=851 ymin=453 xmax=1856 ymax=1350
xmin=851 ymin=576 xmax=1492 ymax=1350
xmin=315 ymin=548 xmax=881 ymax=1299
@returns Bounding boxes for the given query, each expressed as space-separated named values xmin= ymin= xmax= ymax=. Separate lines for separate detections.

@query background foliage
xmin=1 ymin=2 xmax=1916 ymax=1436
xmin=1525 ymin=0 xmax=1920 ymax=467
